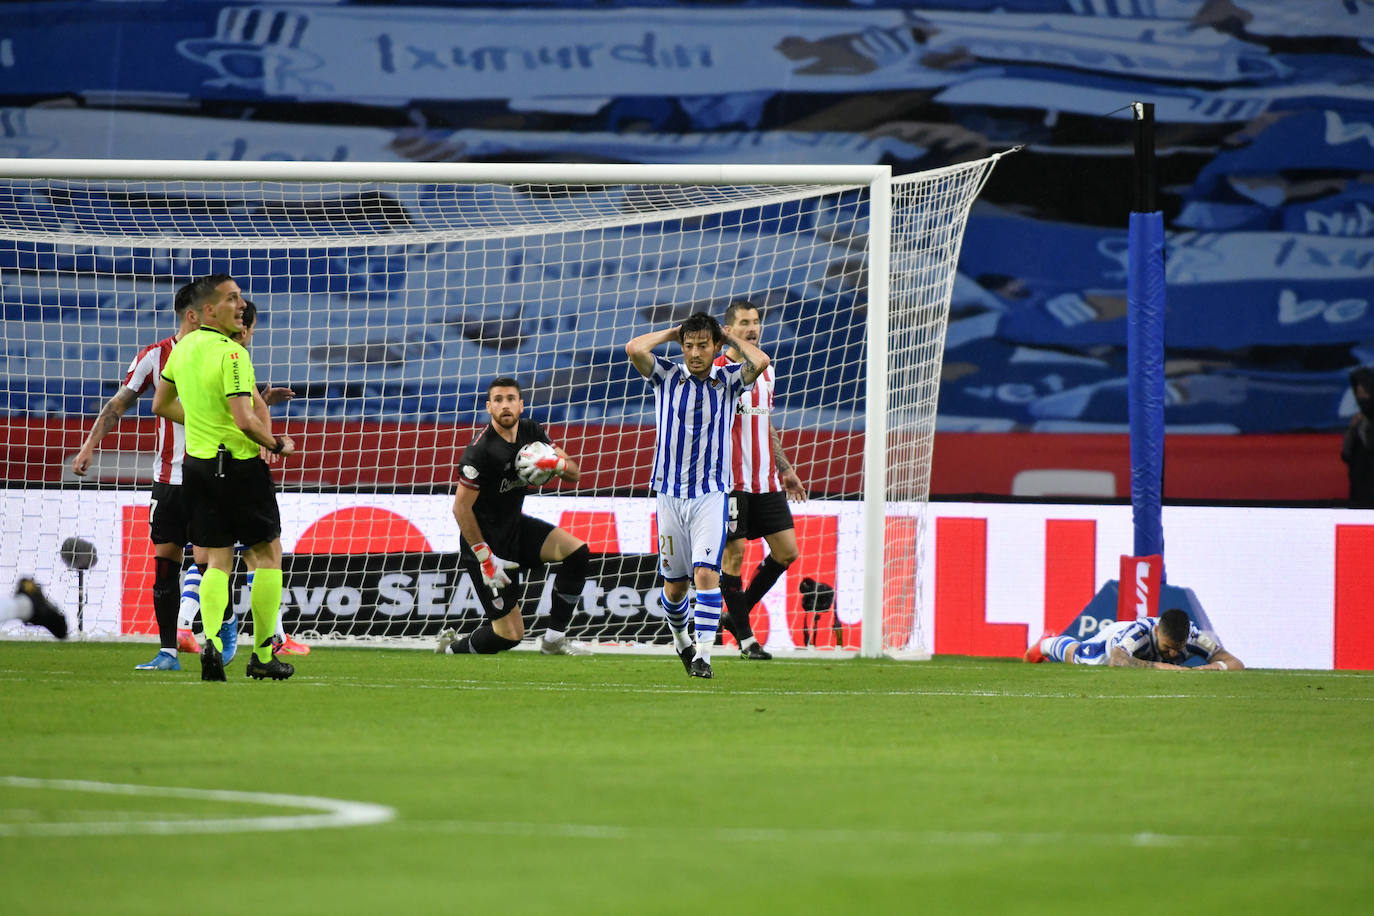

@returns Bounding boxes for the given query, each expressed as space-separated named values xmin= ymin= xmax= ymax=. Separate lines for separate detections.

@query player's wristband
xmin=270 ymin=435 xmax=285 ymax=454
xmin=472 ymin=542 xmax=492 ymax=561
xmin=1215 ymin=660 xmax=1228 ymax=670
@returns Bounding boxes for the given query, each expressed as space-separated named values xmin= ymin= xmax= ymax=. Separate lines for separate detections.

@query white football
xmin=515 ymin=441 xmax=558 ymax=486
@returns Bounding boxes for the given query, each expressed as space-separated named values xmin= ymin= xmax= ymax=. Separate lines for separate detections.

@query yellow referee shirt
xmin=161 ymin=327 xmax=259 ymax=460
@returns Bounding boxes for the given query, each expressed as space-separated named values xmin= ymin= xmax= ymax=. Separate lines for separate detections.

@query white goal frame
xmin=0 ymin=155 xmax=1006 ymax=659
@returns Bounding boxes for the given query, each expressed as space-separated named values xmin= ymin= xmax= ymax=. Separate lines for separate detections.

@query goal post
xmin=0 ymin=154 xmax=1006 ymax=657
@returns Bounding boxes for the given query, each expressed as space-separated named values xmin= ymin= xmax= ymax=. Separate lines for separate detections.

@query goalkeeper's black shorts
xmin=460 ymin=515 xmax=555 ymax=621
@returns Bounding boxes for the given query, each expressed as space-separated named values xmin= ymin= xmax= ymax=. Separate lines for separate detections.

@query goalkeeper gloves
xmin=472 ymin=542 xmax=518 ymax=590
xmin=533 ymin=452 xmax=566 ymax=477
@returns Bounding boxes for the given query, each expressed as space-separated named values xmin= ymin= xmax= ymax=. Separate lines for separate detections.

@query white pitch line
xmin=0 ymin=776 xmax=395 ymax=837
xmin=397 ymin=819 xmax=1360 ymax=851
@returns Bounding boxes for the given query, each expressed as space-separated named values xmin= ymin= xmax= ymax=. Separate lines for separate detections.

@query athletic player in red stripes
xmin=71 ymin=284 xmax=206 ymax=670
xmin=713 ymin=301 xmax=806 ymax=660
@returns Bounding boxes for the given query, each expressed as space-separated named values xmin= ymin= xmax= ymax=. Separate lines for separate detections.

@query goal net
xmin=0 ymin=156 xmax=1003 ymax=657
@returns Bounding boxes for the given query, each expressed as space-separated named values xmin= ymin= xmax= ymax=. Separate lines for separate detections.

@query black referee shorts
xmin=182 ymin=450 xmax=282 ymax=549
xmin=148 ymin=481 xmax=192 ymax=547
xmin=462 ymin=515 xmax=556 ymax=621
xmin=727 ymin=490 xmax=794 ymax=542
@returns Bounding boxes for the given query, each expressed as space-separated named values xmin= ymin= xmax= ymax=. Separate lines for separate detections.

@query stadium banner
xmin=1178 ymin=185 xmax=1374 ymax=237
xmin=1186 ymin=111 xmax=1374 ymax=204
xmin=0 ymin=107 xmax=934 ymax=167
xmin=5 ymin=489 xmax=1374 ymax=670
xmin=0 ymin=2 xmax=1359 ymax=109
xmin=962 ymin=212 xmax=1374 ymax=349
xmin=222 ymin=550 xmax=666 ymax=643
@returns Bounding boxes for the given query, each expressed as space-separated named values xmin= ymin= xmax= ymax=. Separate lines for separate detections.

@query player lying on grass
xmin=1025 ymin=608 xmax=1245 ymax=670
xmin=436 ymin=377 xmax=592 ymax=657
xmin=1 ymin=579 xmax=68 ymax=639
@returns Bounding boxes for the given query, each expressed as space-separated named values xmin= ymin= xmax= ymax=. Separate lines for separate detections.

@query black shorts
xmin=182 ymin=451 xmax=282 ymax=549
xmin=727 ymin=490 xmax=794 ymax=542
xmin=148 ymin=481 xmax=192 ymax=547
xmin=462 ymin=515 xmax=556 ymax=622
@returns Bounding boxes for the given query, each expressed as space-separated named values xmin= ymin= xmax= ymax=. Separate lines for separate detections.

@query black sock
xmin=453 ymin=624 xmax=521 ymax=655
xmin=152 ymin=557 xmax=181 ymax=651
xmin=742 ymin=556 xmax=789 ymax=610
xmin=719 ymin=572 xmax=752 ymax=641
xmin=548 ymin=545 xmax=590 ymax=633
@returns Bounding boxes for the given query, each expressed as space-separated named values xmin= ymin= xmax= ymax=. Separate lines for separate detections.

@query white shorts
xmin=655 ymin=491 xmax=728 ymax=582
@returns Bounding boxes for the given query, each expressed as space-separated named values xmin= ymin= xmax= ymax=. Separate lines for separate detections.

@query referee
xmin=151 ymin=274 xmax=298 ymax=682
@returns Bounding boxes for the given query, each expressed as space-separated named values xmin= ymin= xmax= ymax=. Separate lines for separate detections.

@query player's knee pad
xmin=554 ymin=544 xmax=590 ymax=592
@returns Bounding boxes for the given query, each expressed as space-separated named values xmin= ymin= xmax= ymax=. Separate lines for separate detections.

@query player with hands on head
xmin=1025 ymin=608 xmax=1245 ymax=671
xmin=152 ymin=274 xmax=298 ymax=682
xmin=715 ymin=300 xmax=806 ymax=660
xmin=626 ymin=310 xmax=769 ymax=679
xmin=436 ymin=377 xmax=593 ymax=657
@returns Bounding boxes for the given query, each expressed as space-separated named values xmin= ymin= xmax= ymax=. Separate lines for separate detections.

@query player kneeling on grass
xmin=1025 ymin=608 xmax=1244 ymax=671
xmin=437 ymin=377 xmax=593 ymax=658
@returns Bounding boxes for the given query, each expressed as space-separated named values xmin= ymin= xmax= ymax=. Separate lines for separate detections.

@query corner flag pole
xmin=1127 ymin=101 xmax=1166 ymax=573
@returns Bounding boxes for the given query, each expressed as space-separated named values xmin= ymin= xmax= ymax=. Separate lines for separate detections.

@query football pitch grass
xmin=2 ymin=643 xmax=1371 ymax=915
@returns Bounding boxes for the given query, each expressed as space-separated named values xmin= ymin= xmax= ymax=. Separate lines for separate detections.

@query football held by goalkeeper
xmin=437 ymin=377 xmax=593 ymax=657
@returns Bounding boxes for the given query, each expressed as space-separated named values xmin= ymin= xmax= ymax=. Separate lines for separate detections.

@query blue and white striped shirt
xmin=646 ymin=355 xmax=754 ymax=499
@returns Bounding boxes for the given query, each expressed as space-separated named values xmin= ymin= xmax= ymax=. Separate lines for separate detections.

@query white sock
xmin=741 ymin=636 xmax=758 ymax=650
xmin=543 ymin=628 xmax=565 ymax=643
xmin=1 ymin=594 xmax=33 ymax=622
xmin=177 ymin=564 xmax=202 ymax=629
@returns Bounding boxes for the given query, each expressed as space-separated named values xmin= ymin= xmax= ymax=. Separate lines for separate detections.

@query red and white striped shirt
xmin=123 ymin=335 xmax=186 ymax=485
xmin=714 ymin=354 xmax=781 ymax=494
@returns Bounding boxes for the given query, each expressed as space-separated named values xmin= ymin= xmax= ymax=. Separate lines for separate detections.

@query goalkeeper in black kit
xmin=437 ymin=377 xmax=594 ymax=656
